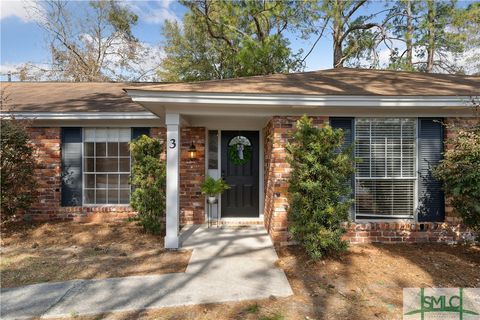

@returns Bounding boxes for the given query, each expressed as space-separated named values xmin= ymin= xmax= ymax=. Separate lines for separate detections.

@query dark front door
xmin=221 ymin=131 xmax=259 ymax=217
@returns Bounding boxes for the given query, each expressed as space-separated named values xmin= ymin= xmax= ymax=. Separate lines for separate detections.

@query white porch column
xmin=165 ymin=113 xmax=181 ymax=249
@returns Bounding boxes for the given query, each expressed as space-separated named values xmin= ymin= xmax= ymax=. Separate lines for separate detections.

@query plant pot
xmin=208 ymin=196 xmax=217 ymax=204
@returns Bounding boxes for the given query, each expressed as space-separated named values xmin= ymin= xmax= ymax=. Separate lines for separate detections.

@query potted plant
xmin=201 ymin=176 xmax=230 ymax=204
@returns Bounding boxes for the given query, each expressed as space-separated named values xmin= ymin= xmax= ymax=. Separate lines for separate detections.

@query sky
xmin=0 ymin=0 xmax=476 ymax=81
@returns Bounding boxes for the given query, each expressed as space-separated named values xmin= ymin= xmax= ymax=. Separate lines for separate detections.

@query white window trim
xmin=354 ymin=118 xmax=418 ymax=221
xmin=82 ymin=128 xmax=132 ymax=206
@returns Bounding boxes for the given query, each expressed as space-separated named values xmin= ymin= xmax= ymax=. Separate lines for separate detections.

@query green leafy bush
xmin=200 ymin=176 xmax=230 ymax=197
xmin=129 ymin=135 xmax=166 ymax=234
xmin=286 ymin=115 xmax=355 ymax=260
xmin=434 ymin=118 xmax=480 ymax=232
xmin=0 ymin=119 xmax=37 ymax=222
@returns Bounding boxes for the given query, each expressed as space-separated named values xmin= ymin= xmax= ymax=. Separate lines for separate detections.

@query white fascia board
xmin=126 ymin=91 xmax=473 ymax=108
xmin=0 ymin=111 xmax=159 ymax=120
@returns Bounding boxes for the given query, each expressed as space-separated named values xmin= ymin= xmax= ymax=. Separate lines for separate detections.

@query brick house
xmin=2 ymin=68 xmax=479 ymax=248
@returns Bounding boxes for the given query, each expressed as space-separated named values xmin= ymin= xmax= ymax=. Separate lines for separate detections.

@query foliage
xmin=286 ymin=116 xmax=355 ymax=260
xmin=129 ymin=135 xmax=166 ymax=234
xmin=434 ymin=99 xmax=480 ymax=232
xmin=386 ymin=0 xmax=471 ymax=74
xmin=21 ymin=0 xmax=159 ymax=81
xmin=228 ymin=144 xmax=251 ymax=166
xmin=452 ymin=2 xmax=480 ymax=75
xmin=0 ymin=116 xmax=37 ymax=221
xmin=200 ymin=176 xmax=230 ymax=197
xmin=317 ymin=0 xmax=384 ymax=68
xmin=159 ymin=0 xmax=317 ymax=81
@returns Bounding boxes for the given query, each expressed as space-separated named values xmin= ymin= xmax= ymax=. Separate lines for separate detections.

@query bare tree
xmin=27 ymin=0 xmax=159 ymax=81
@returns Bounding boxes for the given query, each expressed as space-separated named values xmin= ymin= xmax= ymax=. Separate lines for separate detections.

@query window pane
xmin=119 ymin=174 xmax=129 ymax=188
xmin=85 ymin=189 xmax=95 ymax=204
xmin=85 ymin=174 xmax=95 ymax=188
xmin=108 ymin=128 xmax=119 ymax=141
xmin=108 ymin=174 xmax=119 ymax=188
xmin=356 ymin=179 xmax=415 ymax=217
xmin=108 ymin=189 xmax=119 ymax=204
xmin=84 ymin=128 xmax=95 ymax=142
xmin=96 ymin=158 xmax=118 ymax=172
xmin=355 ymin=118 xmax=416 ymax=218
xmin=119 ymin=129 xmax=131 ymax=142
xmin=96 ymin=142 xmax=106 ymax=157
xmin=82 ymin=128 xmax=131 ymax=205
xmin=84 ymin=158 xmax=94 ymax=172
xmin=96 ymin=174 xmax=107 ymax=188
xmin=119 ymin=190 xmax=130 ymax=204
xmin=107 ymin=142 xmax=118 ymax=156
xmin=85 ymin=142 xmax=94 ymax=157
xmin=208 ymin=130 xmax=218 ymax=169
xmin=119 ymin=158 xmax=130 ymax=172
xmin=119 ymin=142 xmax=129 ymax=156
xmin=96 ymin=129 xmax=107 ymax=140
xmin=96 ymin=190 xmax=106 ymax=204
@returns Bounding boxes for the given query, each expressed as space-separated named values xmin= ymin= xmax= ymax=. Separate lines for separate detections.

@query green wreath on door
xmin=228 ymin=136 xmax=252 ymax=165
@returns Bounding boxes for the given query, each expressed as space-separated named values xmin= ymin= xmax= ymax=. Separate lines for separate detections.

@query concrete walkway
xmin=1 ymin=226 xmax=293 ymax=319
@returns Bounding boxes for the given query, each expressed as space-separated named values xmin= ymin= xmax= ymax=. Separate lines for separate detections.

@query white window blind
xmin=355 ymin=118 xmax=416 ymax=218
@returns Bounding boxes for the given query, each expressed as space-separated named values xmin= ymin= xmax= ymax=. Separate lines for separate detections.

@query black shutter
xmin=330 ymin=117 xmax=354 ymax=150
xmin=418 ymin=118 xmax=445 ymax=222
xmin=330 ymin=118 xmax=355 ymax=218
xmin=61 ymin=128 xmax=82 ymax=206
xmin=131 ymin=127 xmax=150 ymax=140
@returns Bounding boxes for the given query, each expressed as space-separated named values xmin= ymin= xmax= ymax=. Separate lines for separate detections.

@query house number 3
xmin=169 ymin=139 xmax=176 ymax=149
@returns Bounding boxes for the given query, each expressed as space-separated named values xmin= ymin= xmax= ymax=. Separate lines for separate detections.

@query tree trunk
xmin=332 ymin=0 xmax=344 ymax=68
xmin=405 ymin=0 xmax=413 ymax=69
xmin=333 ymin=39 xmax=344 ymax=68
xmin=426 ymin=0 xmax=435 ymax=73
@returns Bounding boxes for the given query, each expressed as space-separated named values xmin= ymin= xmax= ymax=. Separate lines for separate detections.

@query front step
xmin=208 ymin=218 xmax=264 ymax=227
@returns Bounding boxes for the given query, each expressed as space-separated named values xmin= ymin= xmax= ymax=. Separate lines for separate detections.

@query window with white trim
xmin=83 ymin=128 xmax=131 ymax=205
xmin=355 ymin=118 xmax=416 ymax=219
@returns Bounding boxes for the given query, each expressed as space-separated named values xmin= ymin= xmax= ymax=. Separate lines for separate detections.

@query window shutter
xmin=131 ymin=127 xmax=150 ymax=140
xmin=61 ymin=128 xmax=82 ymax=206
xmin=418 ymin=118 xmax=445 ymax=222
xmin=330 ymin=118 xmax=355 ymax=218
xmin=330 ymin=117 xmax=354 ymax=150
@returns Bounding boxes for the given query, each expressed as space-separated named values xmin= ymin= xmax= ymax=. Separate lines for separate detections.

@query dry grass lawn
xmin=0 ymin=220 xmax=191 ymax=288
xmin=62 ymin=243 xmax=479 ymax=320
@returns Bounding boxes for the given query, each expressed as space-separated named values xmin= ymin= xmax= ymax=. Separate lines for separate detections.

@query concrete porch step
xmin=208 ymin=218 xmax=264 ymax=226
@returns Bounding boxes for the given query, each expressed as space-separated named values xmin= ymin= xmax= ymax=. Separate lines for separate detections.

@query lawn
xmin=0 ymin=220 xmax=191 ymax=288
xmin=64 ymin=242 xmax=479 ymax=320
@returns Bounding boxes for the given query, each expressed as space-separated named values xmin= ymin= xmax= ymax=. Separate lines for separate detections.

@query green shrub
xmin=0 ymin=119 xmax=37 ymax=222
xmin=434 ymin=118 xmax=480 ymax=232
xmin=129 ymin=135 xmax=166 ymax=234
xmin=286 ymin=115 xmax=355 ymax=260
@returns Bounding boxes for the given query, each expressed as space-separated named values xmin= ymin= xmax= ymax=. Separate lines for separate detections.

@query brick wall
xmin=343 ymin=222 xmax=475 ymax=244
xmin=152 ymin=126 xmax=206 ymax=224
xmin=263 ymin=116 xmax=328 ymax=244
xmin=25 ymin=126 xmax=206 ymax=225
xmin=180 ymin=127 xmax=206 ymax=225
xmin=27 ymin=127 xmax=62 ymax=220
xmin=263 ymin=116 xmax=478 ymax=245
xmin=443 ymin=117 xmax=479 ymax=223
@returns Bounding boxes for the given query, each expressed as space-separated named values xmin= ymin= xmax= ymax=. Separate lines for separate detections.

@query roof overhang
xmin=125 ymin=91 xmax=473 ymax=108
xmin=0 ymin=111 xmax=159 ymax=120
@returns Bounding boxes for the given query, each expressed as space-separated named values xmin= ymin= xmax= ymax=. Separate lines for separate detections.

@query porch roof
xmin=124 ymin=68 xmax=480 ymax=97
